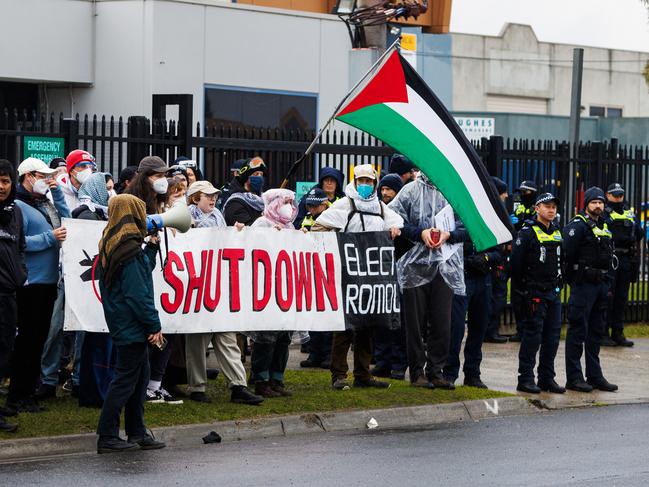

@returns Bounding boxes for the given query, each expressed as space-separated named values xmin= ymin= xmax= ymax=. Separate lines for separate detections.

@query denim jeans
xmin=40 ymin=279 xmax=65 ymax=386
xmin=250 ymin=332 xmax=291 ymax=383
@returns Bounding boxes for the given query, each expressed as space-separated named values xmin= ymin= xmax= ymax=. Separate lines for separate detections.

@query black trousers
xmin=8 ymin=284 xmax=58 ymax=402
xmin=0 ymin=293 xmax=17 ymax=380
xmin=607 ymin=257 xmax=634 ymax=334
xmin=403 ymin=273 xmax=454 ymax=382
xmin=97 ymin=342 xmax=149 ymax=439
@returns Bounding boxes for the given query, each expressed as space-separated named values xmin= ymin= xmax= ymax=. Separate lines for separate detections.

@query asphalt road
xmin=1 ymin=404 xmax=648 ymax=486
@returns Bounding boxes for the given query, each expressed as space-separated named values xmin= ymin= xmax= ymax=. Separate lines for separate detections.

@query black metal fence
xmin=1 ymin=108 xmax=647 ymax=323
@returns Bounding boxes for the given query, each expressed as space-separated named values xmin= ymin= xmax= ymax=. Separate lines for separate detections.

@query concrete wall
xmin=0 ymin=0 xmax=93 ymax=84
xmin=450 ymin=24 xmax=649 ymax=117
xmin=45 ymin=0 xmax=351 ymax=130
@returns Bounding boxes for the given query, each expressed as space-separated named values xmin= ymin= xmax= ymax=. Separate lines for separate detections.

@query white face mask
xmin=75 ymin=168 xmax=93 ymax=185
xmin=152 ymin=177 xmax=169 ymax=195
xmin=107 ymin=189 xmax=117 ymax=199
xmin=32 ymin=178 xmax=50 ymax=196
xmin=278 ymin=203 xmax=294 ymax=220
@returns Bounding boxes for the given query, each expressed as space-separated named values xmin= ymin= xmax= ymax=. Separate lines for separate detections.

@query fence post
xmin=61 ymin=118 xmax=79 ymax=155
xmin=593 ymin=141 xmax=603 ymax=188
xmin=127 ymin=116 xmax=149 ymax=165
xmin=486 ymin=135 xmax=503 ymax=177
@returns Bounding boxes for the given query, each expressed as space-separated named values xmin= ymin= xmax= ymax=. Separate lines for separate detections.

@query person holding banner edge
xmin=312 ymin=164 xmax=403 ymax=391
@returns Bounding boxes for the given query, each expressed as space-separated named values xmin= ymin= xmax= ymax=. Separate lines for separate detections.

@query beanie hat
xmin=379 ymin=173 xmax=404 ymax=194
xmin=236 ymin=156 xmax=266 ymax=183
xmin=389 ymin=154 xmax=415 ymax=175
xmin=584 ymin=186 xmax=606 ymax=206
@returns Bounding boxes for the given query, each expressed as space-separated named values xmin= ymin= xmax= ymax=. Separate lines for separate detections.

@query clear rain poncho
xmin=388 ymin=176 xmax=466 ymax=295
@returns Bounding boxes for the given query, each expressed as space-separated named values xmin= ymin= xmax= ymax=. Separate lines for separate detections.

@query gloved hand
xmin=510 ymin=215 xmax=519 ymax=225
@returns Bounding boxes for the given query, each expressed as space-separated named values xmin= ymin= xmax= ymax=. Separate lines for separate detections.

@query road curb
xmin=0 ymin=396 xmax=538 ymax=462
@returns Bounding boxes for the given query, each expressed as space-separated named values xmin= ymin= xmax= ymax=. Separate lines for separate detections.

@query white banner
xmin=62 ymin=219 xmax=345 ymax=333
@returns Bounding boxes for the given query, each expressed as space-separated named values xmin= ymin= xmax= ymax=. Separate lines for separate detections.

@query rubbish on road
xmin=202 ymin=431 xmax=222 ymax=444
xmin=366 ymin=418 xmax=378 ymax=429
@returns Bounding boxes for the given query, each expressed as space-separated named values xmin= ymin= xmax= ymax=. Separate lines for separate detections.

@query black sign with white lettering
xmin=338 ymin=231 xmax=400 ymax=331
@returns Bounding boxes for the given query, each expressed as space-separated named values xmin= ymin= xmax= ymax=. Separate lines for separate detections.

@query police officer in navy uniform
xmin=511 ymin=193 xmax=565 ymax=394
xmin=563 ymin=187 xmax=618 ymax=392
xmin=509 ymin=180 xmax=539 ymax=342
xmin=601 ymin=183 xmax=643 ymax=347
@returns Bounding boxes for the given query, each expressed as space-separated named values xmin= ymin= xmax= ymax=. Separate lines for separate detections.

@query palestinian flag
xmin=335 ymin=48 xmax=513 ymax=251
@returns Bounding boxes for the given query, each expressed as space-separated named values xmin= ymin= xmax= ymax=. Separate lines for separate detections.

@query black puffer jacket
xmin=0 ymin=199 xmax=27 ymax=293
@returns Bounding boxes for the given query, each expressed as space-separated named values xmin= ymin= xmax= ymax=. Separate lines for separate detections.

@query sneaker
xmin=62 ymin=379 xmax=74 ymax=393
xmin=353 ymin=378 xmax=391 ymax=389
xmin=255 ymin=381 xmax=281 ymax=398
xmin=145 ymin=388 xmax=164 ymax=404
xmin=189 ymin=391 xmax=212 ymax=403
xmin=97 ymin=436 xmax=140 ymax=454
xmin=332 ymin=378 xmax=350 ymax=391
xmin=157 ymin=388 xmax=184 ymax=404
xmin=127 ymin=431 xmax=166 ymax=451
xmin=269 ymin=380 xmax=292 ymax=397
xmin=33 ymin=384 xmax=57 ymax=401
xmin=230 ymin=386 xmax=264 ymax=405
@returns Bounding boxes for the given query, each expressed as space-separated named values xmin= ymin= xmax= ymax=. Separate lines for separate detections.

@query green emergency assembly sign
xmin=295 ymin=181 xmax=317 ymax=203
xmin=23 ymin=136 xmax=65 ymax=164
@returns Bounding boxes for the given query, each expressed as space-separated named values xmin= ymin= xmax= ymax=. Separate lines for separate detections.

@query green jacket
xmin=99 ymin=244 xmax=162 ymax=346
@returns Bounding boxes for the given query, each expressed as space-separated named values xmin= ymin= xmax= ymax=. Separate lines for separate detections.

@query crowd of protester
xmin=0 ymin=150 xmax=643 ymax=454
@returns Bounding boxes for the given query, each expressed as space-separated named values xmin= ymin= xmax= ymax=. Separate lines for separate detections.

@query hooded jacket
xmin=312 ymin=182 xmax=403 ymax=233
xmin=0 ymin=163 xmax=27 ymax=293
xmin=294 ymin=167 xmax=345 ymax=229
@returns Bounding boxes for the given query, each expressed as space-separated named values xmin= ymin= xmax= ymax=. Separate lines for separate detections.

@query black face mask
xmin=521 ymin=192 xmax=536 ymax=207
xmin=609 ymin=201 xmax=624 ymax=213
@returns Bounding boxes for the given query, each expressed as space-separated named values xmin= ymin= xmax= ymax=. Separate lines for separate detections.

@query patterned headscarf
xmin=98 ymin=194 xmax=147 ymax=287
xmin=261 ymin=188 xmax=297 ymax=226
xmin=79 ymin=172 xmax=110 ymax=208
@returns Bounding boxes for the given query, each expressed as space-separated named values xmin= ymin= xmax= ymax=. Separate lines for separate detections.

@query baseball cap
xmin=353 ymin=164 xmax=378 ymax=181
xmin=66 ymin=149 xmax=96 ymax=173
xmin=606 ymin=183 xmax=625 ymax=195
xmin=187 ymin=180 xmax=220 ymax=198
xmin=18 ymin=157 xmax=57 ymax=177
xmin=535 ymin=192 xmax=560 ymax=206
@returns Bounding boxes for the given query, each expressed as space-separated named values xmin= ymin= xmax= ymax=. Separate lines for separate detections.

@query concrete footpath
xmin=1 ymin=337 xmax=647 ymax=462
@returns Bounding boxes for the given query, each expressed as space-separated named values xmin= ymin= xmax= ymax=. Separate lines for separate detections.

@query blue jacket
xmin=15 ymin=185 xmax=70 ymax=285
xmin=99 ymin=244 xmax=162 ymax=346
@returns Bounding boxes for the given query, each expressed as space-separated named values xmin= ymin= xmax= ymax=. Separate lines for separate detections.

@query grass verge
xmin=559 ymin=323 xmax=649 ymax=340
xmin=0 ymin=369 xmax=511 ymax=440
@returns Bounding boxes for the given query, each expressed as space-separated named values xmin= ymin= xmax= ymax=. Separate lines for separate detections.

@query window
xmin=204 ymin=86 xmax=317 ymax=132
xmin=607 ymin=107 xmax=623 ymax=118
xmin=589 ymin=106 xmax=605 ymax=117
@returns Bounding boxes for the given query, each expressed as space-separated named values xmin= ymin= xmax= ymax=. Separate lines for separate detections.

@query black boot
xmin=565 ymin=379 xmax=593 ymax=393
xmin=484 ymin=334 xmax=508 ymax=344
xmin=33 ymin=384 xmax=56 ymax=401
xmin=508 ymin=333 xmax=522 ymax=343
xmin=587 ymin=377 xmax=618 ymax=392
xmin=538 ymin=379 xmax=566 ymax=394
xmin=517 ymin=381 xmax=541 ymax=394
xmin=231 ymin=385 xmax=264 ymax=404
xmin=0 ymin=415 xmax=17 ymax=433
xmin=600 ymin=334 xmax=618 ymax=347
xmin=127 ymin=432 xmax=166 ymax=451
xmin=97 ymin=436 xmax=140 ymax=454
xmin=611 ymin=331 xmax=634 ymax=348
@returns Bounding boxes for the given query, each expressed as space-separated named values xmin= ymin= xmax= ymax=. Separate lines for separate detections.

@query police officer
xmin=563 ymin=187 xmax=618 ymax=392
xmin=509 ymin=180 xmax=539 ymax=342
xmin=511 ymin=193 xmax=565 ymax=394
xmin=602 ymin=183 xmax=643 ymax=347
xmin=485 ymin=177 xmax=510 ymax=344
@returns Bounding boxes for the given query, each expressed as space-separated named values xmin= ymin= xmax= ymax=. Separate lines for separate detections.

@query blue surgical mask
xmin=356 ymin=183 xmax=374 ymax=199
xmin=248 ymin=175 xmax=264 ymax=195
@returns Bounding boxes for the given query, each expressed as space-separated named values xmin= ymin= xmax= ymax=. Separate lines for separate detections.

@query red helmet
xmin=66 ymin=149 xmax=95 ymax=173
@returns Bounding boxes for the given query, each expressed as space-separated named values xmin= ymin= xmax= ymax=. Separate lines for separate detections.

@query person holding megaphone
xmin=126 ymin=156 xmax=185 ymax=405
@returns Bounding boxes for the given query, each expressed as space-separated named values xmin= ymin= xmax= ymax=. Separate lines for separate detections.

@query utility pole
xmin=568 ymin=48 xmax=584 ymax=215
